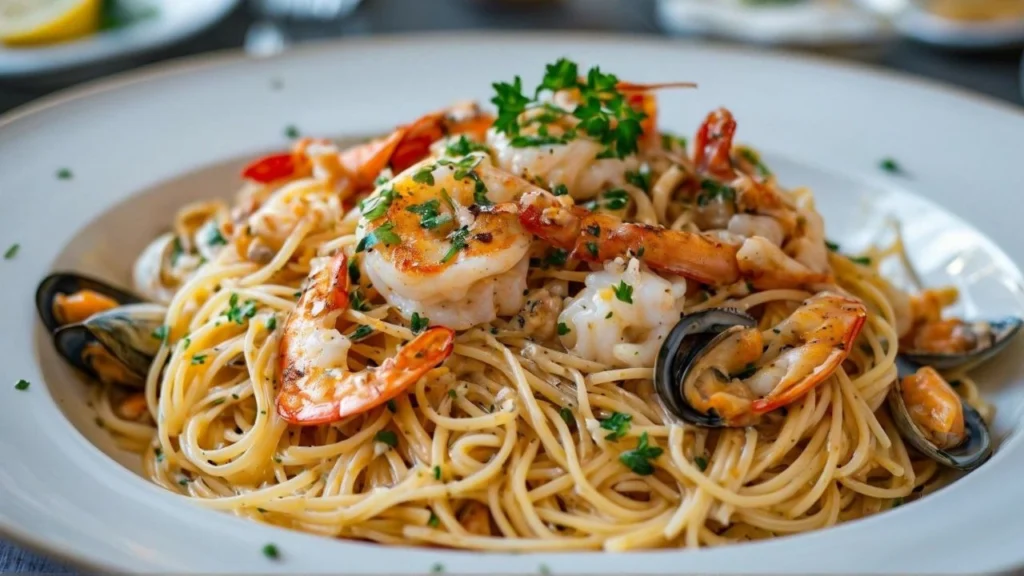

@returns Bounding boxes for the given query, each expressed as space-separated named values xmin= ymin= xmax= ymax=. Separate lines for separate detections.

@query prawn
xmin=684 ymin=292 xmax=867 ymax=426
xmin=276 ymin=253 xmax=456 ymax=425
xmin=518 ymin=188 xmax=741 ymax=286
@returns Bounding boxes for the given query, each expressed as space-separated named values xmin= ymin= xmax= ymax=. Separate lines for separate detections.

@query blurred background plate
xmin=891 ymin=0 xmax=1024 ymax=49
xmin=656 ymin=0 xmax=892 ymax=46
xmin=0 ymin=0 xmax=239 ymax=79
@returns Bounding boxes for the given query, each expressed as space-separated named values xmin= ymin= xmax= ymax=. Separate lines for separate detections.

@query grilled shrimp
xmin=684 ymin=292 xmax=867 ymax=426
xmin=519 ymin=189 xmax=741 ymax=286
xmin=359 ymin=153 xmax=536 ymax=330
xmin=277 ymin=253 xmax=456 ymax=425
xmin=489 ymin=81 xmax=691 ymax=200
xmin=340 ymin=102 xmax=493 ymax=191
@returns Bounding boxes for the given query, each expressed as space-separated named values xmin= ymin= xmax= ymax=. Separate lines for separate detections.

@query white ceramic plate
xmin=2 ymin=33 xmax=1024 ymax=574
xmin=0 ymin=0 xmax=239 ymax=79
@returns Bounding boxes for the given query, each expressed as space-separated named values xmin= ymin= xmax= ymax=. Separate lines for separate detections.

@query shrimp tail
xmin=694 ymin=108 xmax=737 ymax=179
xmin=275 ymin=253 xmax=456 ymax=425
xmin=750 ymin=294 xmax=867 ymax=414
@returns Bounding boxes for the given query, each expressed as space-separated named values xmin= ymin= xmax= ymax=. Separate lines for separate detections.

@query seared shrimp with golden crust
xmin=358 ymin=153 xmax=538 ymax=330
xmin=277 ymin=253 xmax=456 ymax=425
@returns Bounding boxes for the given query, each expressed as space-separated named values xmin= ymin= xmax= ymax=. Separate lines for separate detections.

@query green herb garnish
xmin=152 ymin=325 xmax=169 ymax=343
xmin=559 ymin=407 xmax=574 ymax=428
xmin=825 ymin=240 xmax=840 ymax=252
xmin=446 ymin=135 xmax=489 ymax=156
xmin=619 ymin=432 xmax=662 ymax=476
xmin=625 ymin=164 xmax=652 ymax=192
xmin=3 ymin=243 xmax=19 ymax=260
xmin=697 ymin=179 xmax=737 ymax=207
xmin=374 ymin=430 xmax=398 ymax=447
xmin=266 ymin=316 xmax=277 ymax=331
xmin=428 ymin=513 xmax=440 ymax=527
xmin=849 ymin=255 xmax=872 ymax=266
xmin=349 ymin=325 xmax=374 ymax=341
xmin=585 ymin=242 xmax=599 ymax=258
xmin=348 ymin=257 xmax=361 ymax=284
xmin=433 ymin=465 xmax=442 ymax=480
xmin=406 ymin=199 xmax=452 ymax=230
xmin=441 ymin=226 xmax=471 ymax=263
xmin=552 ymin=183 xmax=569 ymax=196
xmin=191 ymin=354 xmax=207 ymax=365
xmin=56 ymin=168 xmax=73 ymax=180
xmin=356 ymin=222 xmax=401 ymax=253
xmin=411 ymin=312 xmax=429 ymax=334
xmin=880 ymin=157 xmax=901 ymax=174
xmin=599 ymin=412 xmax=632 ymax=441
xmin=613 ymin=281 xmax=633 ymax=304
xmin=386 ymin=399 xmax=398 ymax=413
xmin=360 ymin=187 xmax=395 ymax=220
xmin=14 ymin=379 xmax=30 ymax=391
xmin=227 ymin=294 xmax=258 ymax=325
xmin=262 ymin=543 xmax=280 ymax=560
xmin=557 ymin=322 xmax=571 ymax=336
xmin=695 ymin=455 xmax=708 ymax=472
xmin=284 ymin=125 xmax=300 ymax=139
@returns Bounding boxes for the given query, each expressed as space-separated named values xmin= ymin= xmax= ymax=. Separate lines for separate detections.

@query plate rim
xmin=2 ymin=31 xmax=1024 ymax=573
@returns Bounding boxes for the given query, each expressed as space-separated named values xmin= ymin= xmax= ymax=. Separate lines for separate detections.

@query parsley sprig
xmin=491 ymin=58 xmax=648 ymax=159
xmin=619 ymin=432 xmax=662 ymax=476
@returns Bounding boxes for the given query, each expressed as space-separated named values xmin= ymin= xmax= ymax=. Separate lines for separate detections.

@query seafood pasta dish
xmin=36 ymin=59 xmax=1021 ymax=551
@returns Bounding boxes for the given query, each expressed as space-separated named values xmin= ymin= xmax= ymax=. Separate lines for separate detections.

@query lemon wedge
xmin=0 ymin=0 xmax=102 ymax=46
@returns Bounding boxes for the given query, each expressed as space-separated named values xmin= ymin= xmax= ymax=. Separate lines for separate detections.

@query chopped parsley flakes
xmin=612 ymin=281 xmax=633 ymax=304
xmin=557 ymin=322 xmax=571 ymax=336
xmin=375 ymin=430 xmax=398 ymax=447
xmin=879 ymin=157 xmax=902 ymax=174
xmin=697 ymin=179 xmax=737 ymax=207
xmin=3 ymin=243 xmax=19 ymax=260
xmin=411 ymin=312 xmax=429 ymax=334
xmin=356 ymin=222 xmax=401 ymax=253
xmin=441 ymin=226 xmax=471 ymax=263
xmin=360 ymin=187 xmax=395 ymax=220
xmin=599 ymin=412 xmax=632 ymax=441
xmin=14 ymin=379 xmax=30 ymax=391
xmin=619 ymin=432 xmax=663 ymax=476
xmin=445 ymin=135 xmax=489 ymax=156
xmin=349 ymin=325 xmax=374 ymax=341
xmin=406 ymin=199 xmax=452 ymax=230
xmin=226 ymin=293 xmax=258 ymax=325
xmin=56 ymin=168 xmax=73 ymax=180
xmin=262 ymin=543 xmax=280 ymax=560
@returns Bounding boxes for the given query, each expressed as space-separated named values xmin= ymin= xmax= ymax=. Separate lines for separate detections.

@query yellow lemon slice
xmin=0 ymin=0 xmax=102 ymax=46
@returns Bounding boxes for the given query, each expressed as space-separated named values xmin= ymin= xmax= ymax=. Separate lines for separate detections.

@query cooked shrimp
xmin=340 ymin=102 xmax=493 ymax=192
xmin=559 ymin=258 xmax=688 ymax=367
xmin=489 ymin=81 xmax=693 ymax=200
xmin=737 ymin=236 xmax=832 ymax=290
xmin=360 ymin=153 xmax=535 ymax=330
xmin=900 ymin=366 xmax=965 ymax=449
xmin=519 ymin=189 xmax=740 ymax=286
xmin=684 ymin=292 xmax=867 ymax=426
xmin=693 ymin=108 xmax=737 ymax=181
xmin=277 ymin=253 xmax=456 ymax=425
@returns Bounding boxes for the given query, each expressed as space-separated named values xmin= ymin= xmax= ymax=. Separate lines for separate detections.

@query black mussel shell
xmin=52 ymin=325 xmax=144 ymax=388
xmin=888 ymin=356 xmax=992 ymax=471
xmin=901 ymin=317 xmax=1022 ymax=371
xmin=655 ymin=308 xmax=758 ymax=428
xmin=36 ymin=272 xmax=141 ymax=333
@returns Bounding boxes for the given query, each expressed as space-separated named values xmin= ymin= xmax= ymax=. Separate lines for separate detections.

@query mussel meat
xmin=901 ymin=317 xmax=1022 ymax=371
xmin=887 ymin=356 xmax=991 ymax=471
xmin=38 ymin=272 xmax=166 ymax=388
xmin=655 ymin=292 xmax=866 ymax=428
xmin=655 ymin=308 xmax=758 ymax=428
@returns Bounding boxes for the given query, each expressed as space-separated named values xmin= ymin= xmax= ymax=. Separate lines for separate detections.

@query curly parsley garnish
xmin=491 ymin=58 xmax=648 ymax=159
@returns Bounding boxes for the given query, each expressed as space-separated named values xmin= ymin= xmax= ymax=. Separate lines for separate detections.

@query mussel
xmin=887 ymin=356 xmax=991 ymax=471
xmin=36 ymin=272 xmax=167 ymax=388
xmin=654 ymin=308 xmax=758 ymax=428
xmin=901 ymin=317 xmax=1022 ymax=371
